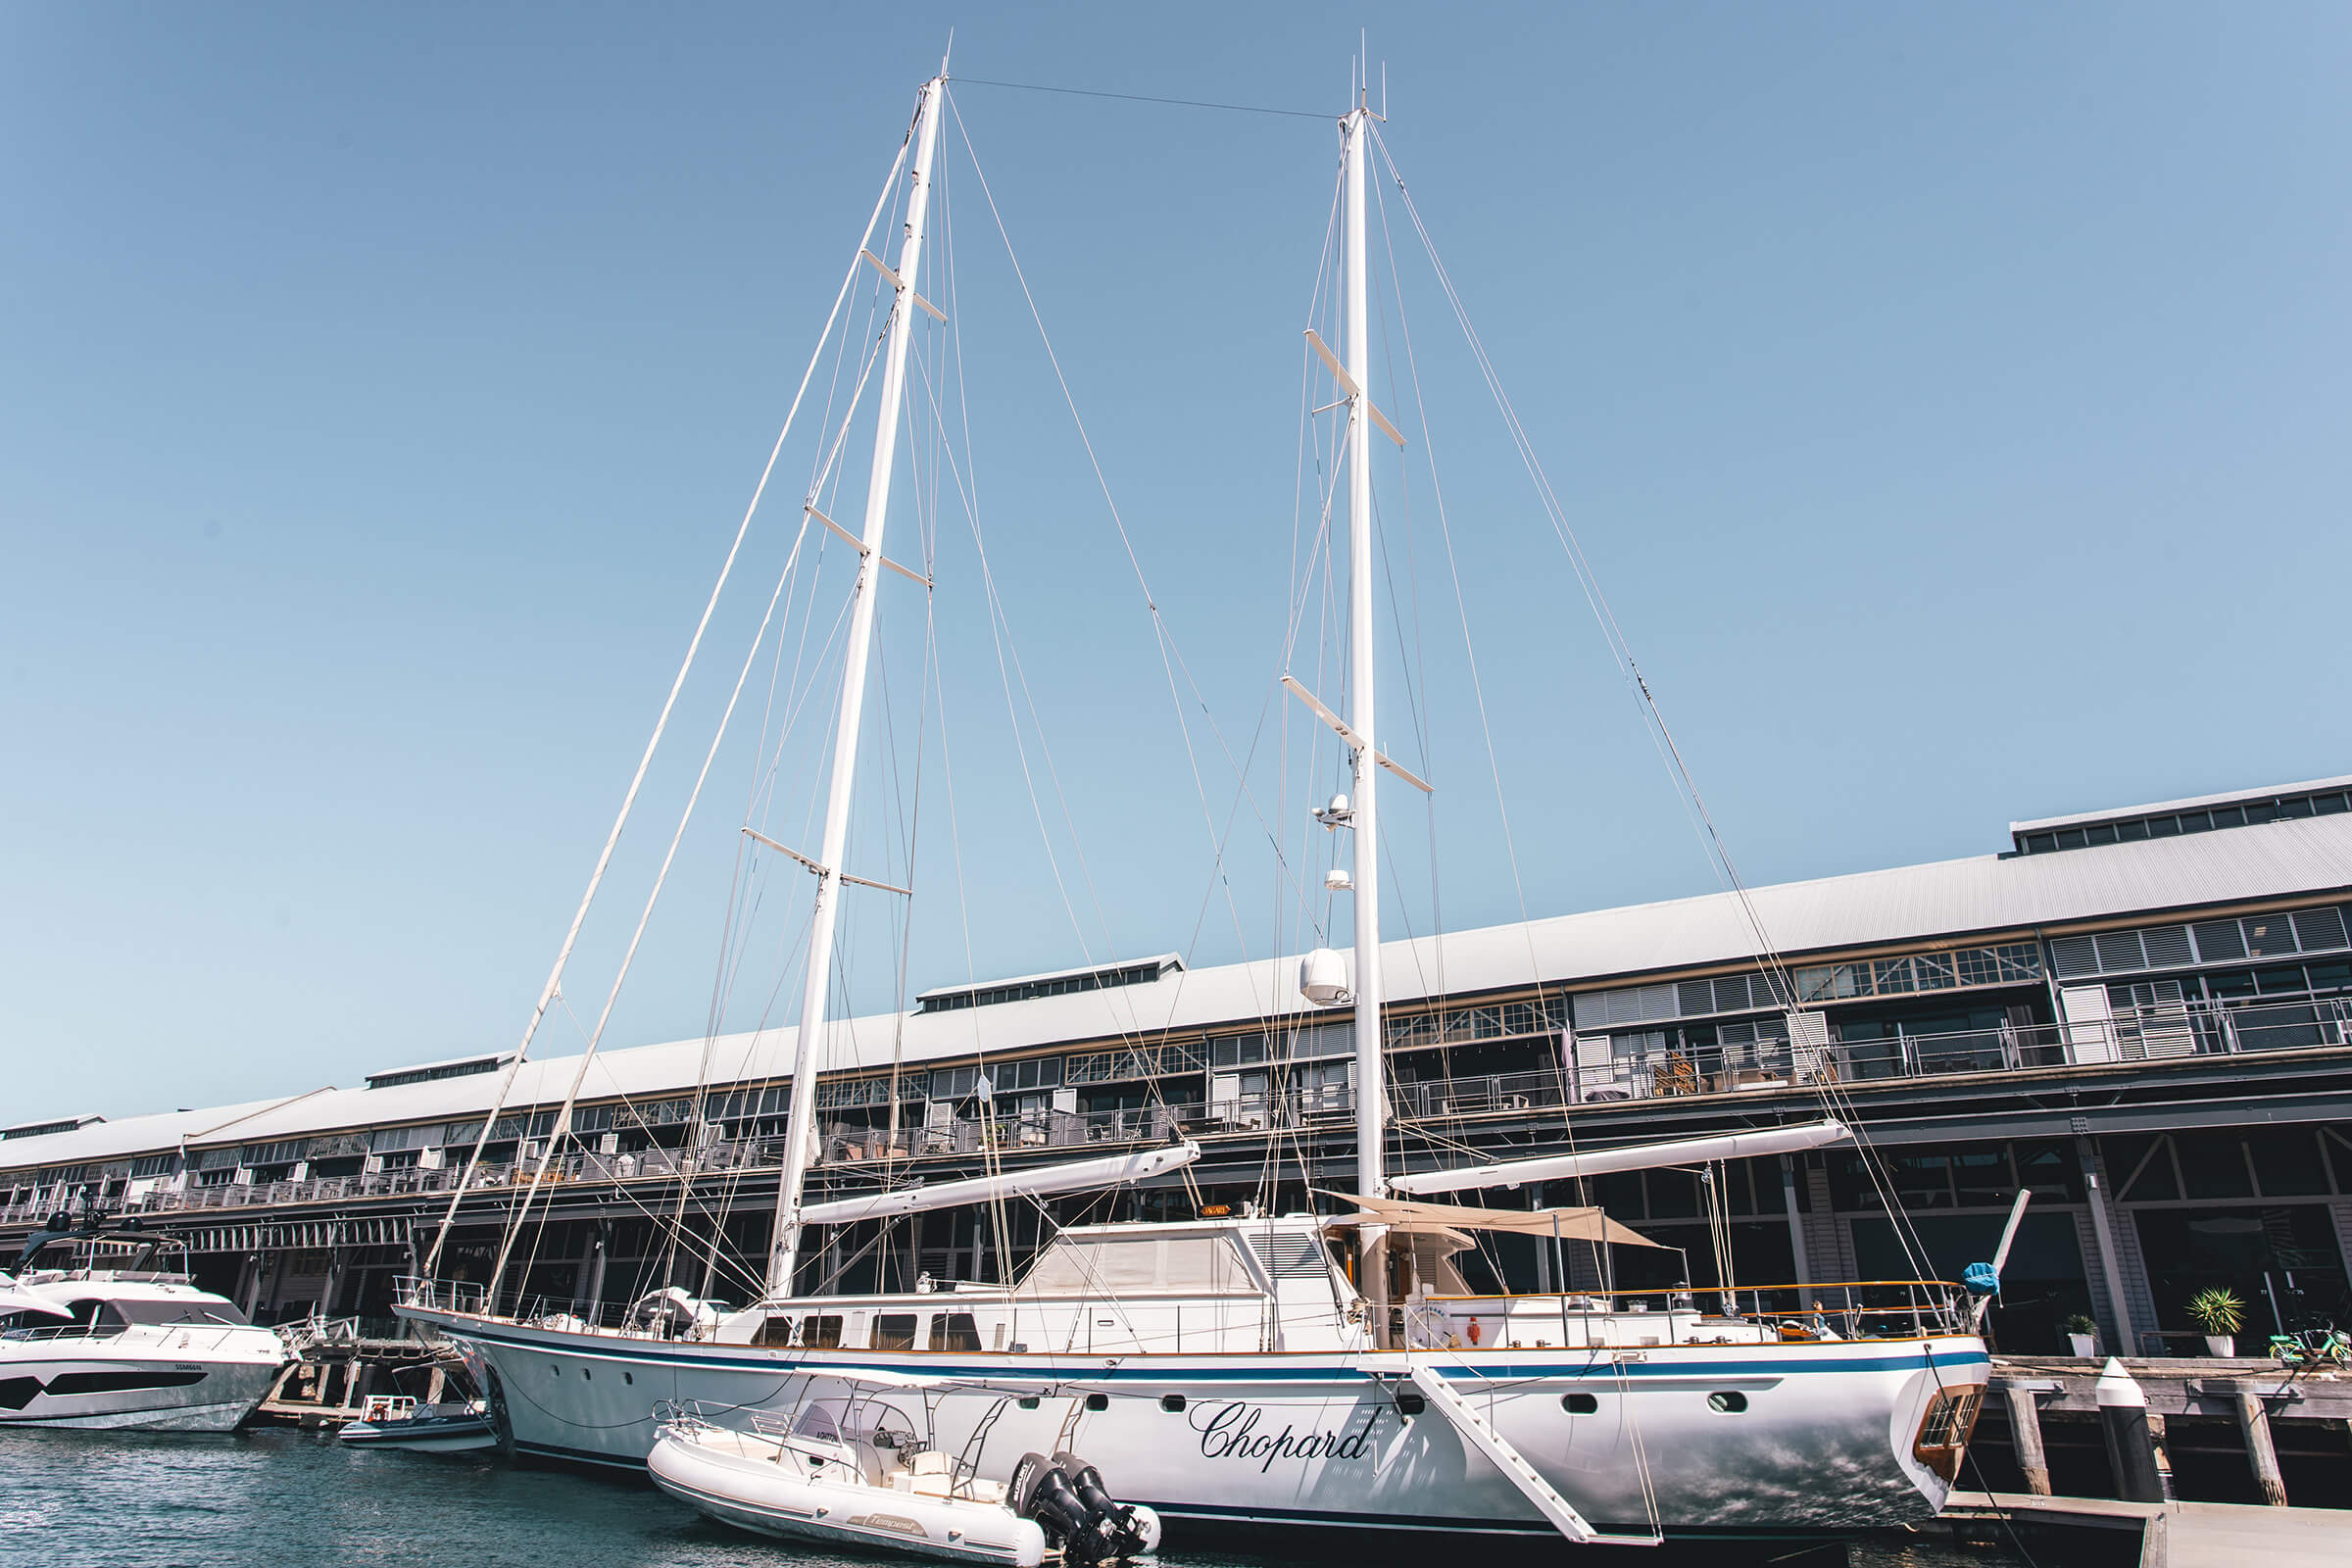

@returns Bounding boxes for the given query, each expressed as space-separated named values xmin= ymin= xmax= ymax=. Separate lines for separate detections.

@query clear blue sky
xmin=5 ymin=4 xmax=2348 ymax=1121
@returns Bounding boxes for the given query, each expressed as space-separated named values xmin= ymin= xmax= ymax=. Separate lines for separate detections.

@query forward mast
xmin=768 ymin=72 xmax=948 ymax=1295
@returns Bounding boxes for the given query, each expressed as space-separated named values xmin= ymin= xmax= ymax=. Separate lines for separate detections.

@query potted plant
xmin=2064 ymin=1313 xmax=2098 ymax=1357
xmin=2187 ymin=1287 xmax=2245 ymax=1357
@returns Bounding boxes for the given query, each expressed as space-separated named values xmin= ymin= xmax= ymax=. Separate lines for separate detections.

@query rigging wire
xmin=1367 ymin=122 xmax=1935 ymax=1286
xmin=949 ymin=74 xmax=1331 ymax=122
xmin=1362 ymin=148 xmax=1585 ymax=1189
xmin=491 ymin=461 xmax=829 ymax=1288
xmin=932 ymin=165 xmax=1025 ymax=1295
xmin=943 ymin=89 xmax=1297 ymax=1129
xmin=423 ymin=123 xmax=916 ymax=1283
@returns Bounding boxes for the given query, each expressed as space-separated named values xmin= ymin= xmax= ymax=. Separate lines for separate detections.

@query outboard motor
xmin=1010 ymin=1450 xmax=1159 ymax=1564
xmin=1008 ymin=1452 xmax=1108 ymax=1565
xmin=1052 ymin=1450 xmax=1151 ymax=1559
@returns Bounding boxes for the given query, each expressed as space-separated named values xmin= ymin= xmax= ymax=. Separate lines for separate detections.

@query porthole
xmin=1561 ymin=1393 xmax=1597 ymax=1414
xmin=623 ymin=1372 xmax=633 ymax=1386
xmin=1018 ymin=1396 xmax=1040 ymax=1410
xmin=1394 ymin=1392 xmax=1426 ymax=1416
xmin=1707 ymin=1391 xmax=1747 ymax=1413
xmin=1160 ymin=1394 xmax=1186 ymax=1412
xmin=1085 ymin=1393 xmax=1108 ymax=1412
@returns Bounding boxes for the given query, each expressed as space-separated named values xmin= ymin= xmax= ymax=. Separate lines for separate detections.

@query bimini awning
xmin=1316 ymin=1192 xmax=1665 ymax=1249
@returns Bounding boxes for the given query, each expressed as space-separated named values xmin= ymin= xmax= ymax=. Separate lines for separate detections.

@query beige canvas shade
xmin=1315 ymin=1191 xmax=1665 ymax=1249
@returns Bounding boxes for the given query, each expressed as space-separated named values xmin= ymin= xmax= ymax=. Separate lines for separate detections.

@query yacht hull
xmin=402 ymin=1307 xmax=1984 ymax=1540
xmin=0 ymin=1345 xmax=281 ymax=1433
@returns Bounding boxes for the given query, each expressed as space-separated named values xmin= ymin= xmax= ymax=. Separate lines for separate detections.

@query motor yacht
xmin=0 ymin=1225 xmax=287 ymax=1431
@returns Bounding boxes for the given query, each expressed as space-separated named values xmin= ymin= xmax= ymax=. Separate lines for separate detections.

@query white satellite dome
xmin=1298 ymin=948 xmax=1350 ymax=1005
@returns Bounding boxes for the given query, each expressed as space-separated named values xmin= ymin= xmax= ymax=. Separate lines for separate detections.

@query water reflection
xmin=0 ymin=1427 xmax=2079 ymax=1568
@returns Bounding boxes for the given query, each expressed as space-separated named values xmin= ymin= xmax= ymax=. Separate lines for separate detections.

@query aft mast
xmin=1342 ymin=74 xmax=1392 ymax=1339
xmin=767 ymin=70 xmax=948 ymax=1296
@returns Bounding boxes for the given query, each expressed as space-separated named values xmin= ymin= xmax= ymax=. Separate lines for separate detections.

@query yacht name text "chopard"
xmin=1191 ymin=1402 xmax=1380 ymax=1472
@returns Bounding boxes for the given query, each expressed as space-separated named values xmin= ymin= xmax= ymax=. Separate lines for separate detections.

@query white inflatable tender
xmin=649 ymin=1371 xmax=1161 ymax=1568
xmin=651 ymin=1402 xmax=1057 ymax=1566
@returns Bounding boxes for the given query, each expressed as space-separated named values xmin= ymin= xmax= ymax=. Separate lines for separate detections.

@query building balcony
xmin=5 ymin=997 xmax=2345 ymax=1235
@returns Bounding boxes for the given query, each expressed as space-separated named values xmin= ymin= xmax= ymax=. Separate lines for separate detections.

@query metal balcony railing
xmin=1568 ymin=995 xmax=2352 ymax=1103
xmin=9 ymin=997 xmax=2348 ymax=1228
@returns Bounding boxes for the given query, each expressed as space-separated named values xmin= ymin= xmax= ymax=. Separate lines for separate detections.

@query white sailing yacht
xmin=399 ymin=60 xmax=1989 ymax=1546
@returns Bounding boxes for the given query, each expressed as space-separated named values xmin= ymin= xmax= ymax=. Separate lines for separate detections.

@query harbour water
xmin=0 ymin=1429 xmax=2086 ymax=1568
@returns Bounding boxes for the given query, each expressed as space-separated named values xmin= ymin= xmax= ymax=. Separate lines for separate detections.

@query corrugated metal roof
xmin=11 ymin=809 xmax=2352 ymax=1171
xmin=0 ymin=1098 xmax=303 ymax=1169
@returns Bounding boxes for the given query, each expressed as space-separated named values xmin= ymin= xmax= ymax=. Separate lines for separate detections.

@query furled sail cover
xmin=795 ymin=1141 xmax=1202 ymax=1227
xmin=1388 ymin=1119 xmax=1851 ymax=1196
xmin=1319 ymin=1193 xmax=1664 ymax=1249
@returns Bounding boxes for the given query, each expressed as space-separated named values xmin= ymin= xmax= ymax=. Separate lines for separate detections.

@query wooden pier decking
xmin=253 ymin=1316 xmax=472 ymax=1429
xmin=1944 ymin=1491 xmax=2352 ymax=1568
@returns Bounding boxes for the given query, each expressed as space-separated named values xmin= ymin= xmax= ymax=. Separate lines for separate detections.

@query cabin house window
xmin=873 ymin=1313 xmax=919 ymax=1351
xmin=802 ymin=1314 xmax=843 ymax=1348
xmin=930 ymin=1313 xmax=982 ymax=1351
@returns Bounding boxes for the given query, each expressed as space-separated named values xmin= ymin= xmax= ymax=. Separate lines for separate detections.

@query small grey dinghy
xmin=338 ymin=1394 xmax=498 ymax=1453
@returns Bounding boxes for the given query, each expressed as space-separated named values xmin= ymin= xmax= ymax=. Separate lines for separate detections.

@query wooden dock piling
xmin=1984 ymin=1354 xmax=2346 ymax=1509
xmin=2004 ymin=1383 xmax=2053 ymax=1496
xmin=2231 ymin=1388 xmax=2289 ymax=1508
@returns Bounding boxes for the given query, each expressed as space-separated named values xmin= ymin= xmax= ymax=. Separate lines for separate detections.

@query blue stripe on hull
xmin=448 ymin=1318 xmax=1985 ymax=1383
xmin=517 ymin=1438 xmax=651 ymax=1472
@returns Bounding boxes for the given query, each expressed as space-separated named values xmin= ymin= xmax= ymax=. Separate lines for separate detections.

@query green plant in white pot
xmin=2187 ymin=1288 xmax=2244 ymax=1357
xmin=2064 ymin=1313 xmax=2098 ymax=1357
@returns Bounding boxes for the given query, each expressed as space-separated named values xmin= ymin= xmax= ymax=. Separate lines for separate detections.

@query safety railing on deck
xmin=394 ymin=1275 xmax=750 ymax=1340
xmin=1422 ymin=1277 xmax=1975 ymax=1343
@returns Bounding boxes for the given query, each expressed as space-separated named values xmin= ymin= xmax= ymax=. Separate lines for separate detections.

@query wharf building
xmin=8 ymin=775 xmax=2352 ymax=1381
